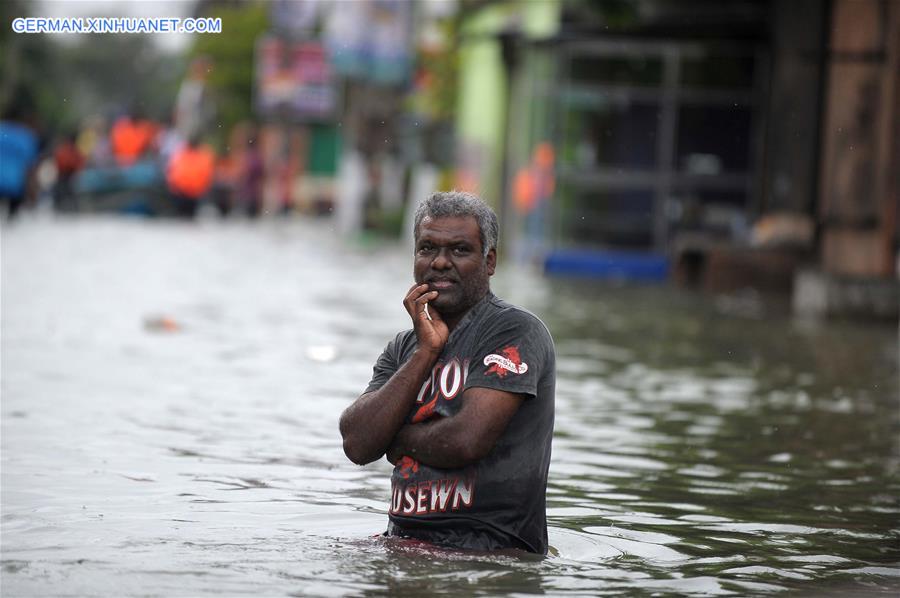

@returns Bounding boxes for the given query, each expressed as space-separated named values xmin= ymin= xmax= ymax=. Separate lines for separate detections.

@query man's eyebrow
xmin=418 ymin=235 xmax=474 ymax=244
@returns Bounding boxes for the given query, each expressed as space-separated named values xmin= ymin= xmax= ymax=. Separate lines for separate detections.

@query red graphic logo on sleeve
xmin=484 ymin=345 xmax=528 ymax=377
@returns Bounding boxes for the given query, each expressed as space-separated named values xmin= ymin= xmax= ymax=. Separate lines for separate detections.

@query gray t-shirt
xmin=364 ymin=292 xmax=555 ymax=553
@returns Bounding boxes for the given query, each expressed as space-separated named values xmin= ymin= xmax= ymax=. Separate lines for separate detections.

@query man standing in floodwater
xmin=339 ymin=191 xmax=556 ymax=554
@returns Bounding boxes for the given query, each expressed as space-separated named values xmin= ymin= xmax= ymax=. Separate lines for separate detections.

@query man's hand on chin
xmin=403 ymin=283 xmax=448 ymax=356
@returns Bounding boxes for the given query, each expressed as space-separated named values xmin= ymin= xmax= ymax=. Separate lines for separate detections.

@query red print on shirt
xmin=397 ymin=455 xmax=419 ymax=479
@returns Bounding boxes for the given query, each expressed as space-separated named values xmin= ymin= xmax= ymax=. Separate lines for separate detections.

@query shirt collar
xmin=447 ymin=290 xmax=494 ymax=344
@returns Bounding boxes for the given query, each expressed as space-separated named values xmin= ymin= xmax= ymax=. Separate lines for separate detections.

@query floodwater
xmin=2 ymin=215 xmax=898 ymax=597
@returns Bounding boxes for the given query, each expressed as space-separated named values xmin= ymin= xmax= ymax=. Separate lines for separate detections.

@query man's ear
xmin=486 ymin=248 xmax=497 ymax=275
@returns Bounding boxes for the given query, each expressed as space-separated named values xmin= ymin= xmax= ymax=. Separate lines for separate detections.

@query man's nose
xmin=431 ymin=248 xmax=452 ymax=270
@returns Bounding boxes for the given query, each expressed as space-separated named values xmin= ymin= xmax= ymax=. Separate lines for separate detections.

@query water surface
xmin=2 ymin=215 xmax=898 ymax=596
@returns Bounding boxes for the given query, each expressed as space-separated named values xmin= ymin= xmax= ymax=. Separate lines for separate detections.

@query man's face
xmin=414 ymin=215 xmax=496 ymax=316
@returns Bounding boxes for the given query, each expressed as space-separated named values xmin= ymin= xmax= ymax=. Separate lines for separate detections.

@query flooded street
xmin=2 ymin=215 xmax=898 ymax=596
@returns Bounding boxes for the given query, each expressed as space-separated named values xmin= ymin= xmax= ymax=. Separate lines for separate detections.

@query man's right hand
xmin=340 ymin=285 xmax=446 ymax=466
xmin=403 ymin=283 xmax=449 ymax=356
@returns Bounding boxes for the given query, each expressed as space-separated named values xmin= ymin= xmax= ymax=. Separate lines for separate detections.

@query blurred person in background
xmin=210 ymin=146 xmax=239 ymax=217
xmin=174 ymin=56 xmax=214 ymax=140
xmin=111 ymin=107 xmax=158 ymax=167
xmin=52 ymin=132 xmax=85 ymax=211
xmin=77 ymin=115 xmax=112 ymax=166
xmin=165 ymin=133 xmax=215 ymax=219
xmin=208 ymin=122 xmax=252 ymax=218
xmin=0 ymin=101 xmax=41 ymax=220
xmin=157 ymin=117 xmax=185 ymax=168
xmin=237 ymin=129 xmax=264 ymax=218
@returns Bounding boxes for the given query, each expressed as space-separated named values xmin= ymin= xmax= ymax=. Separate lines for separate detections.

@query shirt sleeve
xmin=363 ymin=332 xmax=405 ymax=394
xmin=464 ymin=310 xmax=552 ymax=400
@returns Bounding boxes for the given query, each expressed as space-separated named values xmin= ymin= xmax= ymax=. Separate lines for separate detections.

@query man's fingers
xmin=403 ymin=285 xmax=425 ymax=315
xmin=403 ymin=283 xmax=423 ymax=302
xmin=413 ymin=290 xmax=438 ymax=305
xmin=413 ymin=292 xmax=438 ymax=319
xmin=403 ymin=283 xmax=431 ymax=305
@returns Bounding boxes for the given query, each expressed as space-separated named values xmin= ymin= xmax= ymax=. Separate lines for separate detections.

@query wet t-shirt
xmin=364 ymin=292 xmax=555 ymax=554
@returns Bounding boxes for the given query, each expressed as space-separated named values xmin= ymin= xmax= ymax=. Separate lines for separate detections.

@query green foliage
xmin=1 ymin=0 xmax=181 ymax=133
xmin=66 ymin=35 xmax=183 ymax=118
xmin=0 ymin=0 xmax=268 ymax=138
xmin=189 ymin=2 xmax=269 ymax=148
xmin=2 ymin=32 xmax=181 ymax=134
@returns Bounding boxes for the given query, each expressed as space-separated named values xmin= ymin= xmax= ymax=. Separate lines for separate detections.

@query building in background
xmin=452 ymin=0 xmax=898 ymax=318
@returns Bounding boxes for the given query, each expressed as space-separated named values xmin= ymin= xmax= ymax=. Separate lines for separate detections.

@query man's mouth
xmin=428 ymin=279 xmax=457 ymax=290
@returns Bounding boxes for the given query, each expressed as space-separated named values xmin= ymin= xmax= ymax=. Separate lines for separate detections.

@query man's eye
xmin=452 ymin=247 xmax=470 ymax=255
xmin=417 ymin=245 xmax=434 ymax=255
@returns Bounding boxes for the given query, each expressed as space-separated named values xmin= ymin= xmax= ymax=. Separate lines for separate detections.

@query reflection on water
xmin=2 ymin=216 xmax=898 ymax=596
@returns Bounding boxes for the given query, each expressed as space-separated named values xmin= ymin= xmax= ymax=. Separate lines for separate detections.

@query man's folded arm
xmin=339 ymin=348 xmax=438 ymax=465
xmin=386 ymin=386 xmax=524 ymax=469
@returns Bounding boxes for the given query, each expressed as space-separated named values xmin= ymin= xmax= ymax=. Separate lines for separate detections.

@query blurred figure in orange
xmin=111 ymin=108 xmax=158 ymax=166
xmin=53 ymin=132 xmax=85 ymax=211
xmin=165 ymin=134 xmax=215 ymax=219
xmin=513 ymin=142 xmax=555 ymax=216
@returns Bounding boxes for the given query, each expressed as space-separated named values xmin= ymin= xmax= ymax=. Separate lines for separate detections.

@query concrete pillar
xmin=818 ymin=0 xmax=899 ymax=278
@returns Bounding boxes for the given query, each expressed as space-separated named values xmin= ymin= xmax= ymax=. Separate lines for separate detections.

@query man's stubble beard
xmin=439 ymin=266 xmax=491 ymax=318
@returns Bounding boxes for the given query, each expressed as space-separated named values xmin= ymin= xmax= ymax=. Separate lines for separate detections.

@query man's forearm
xmin=339 ymin=349 xmax=438 ymax=465
xmin=387 ymin=387 xmax=525 ymax=470
xmin=389 ymin=418 xmax=480 ymax=470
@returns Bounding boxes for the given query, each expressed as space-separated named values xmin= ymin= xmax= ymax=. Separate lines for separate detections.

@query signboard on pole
xmin=255 ymin=36 xmax=337 ymax=121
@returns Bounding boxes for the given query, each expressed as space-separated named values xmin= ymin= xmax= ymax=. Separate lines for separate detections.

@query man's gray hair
xmin=413 ymin=191 xmax=499 ymax=256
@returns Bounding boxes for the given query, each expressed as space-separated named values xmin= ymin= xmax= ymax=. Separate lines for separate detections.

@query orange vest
xmin=111 ymin=118 xmax=156 ymax=165
xmin=166 ymin=145 xmax=216 ymax=199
